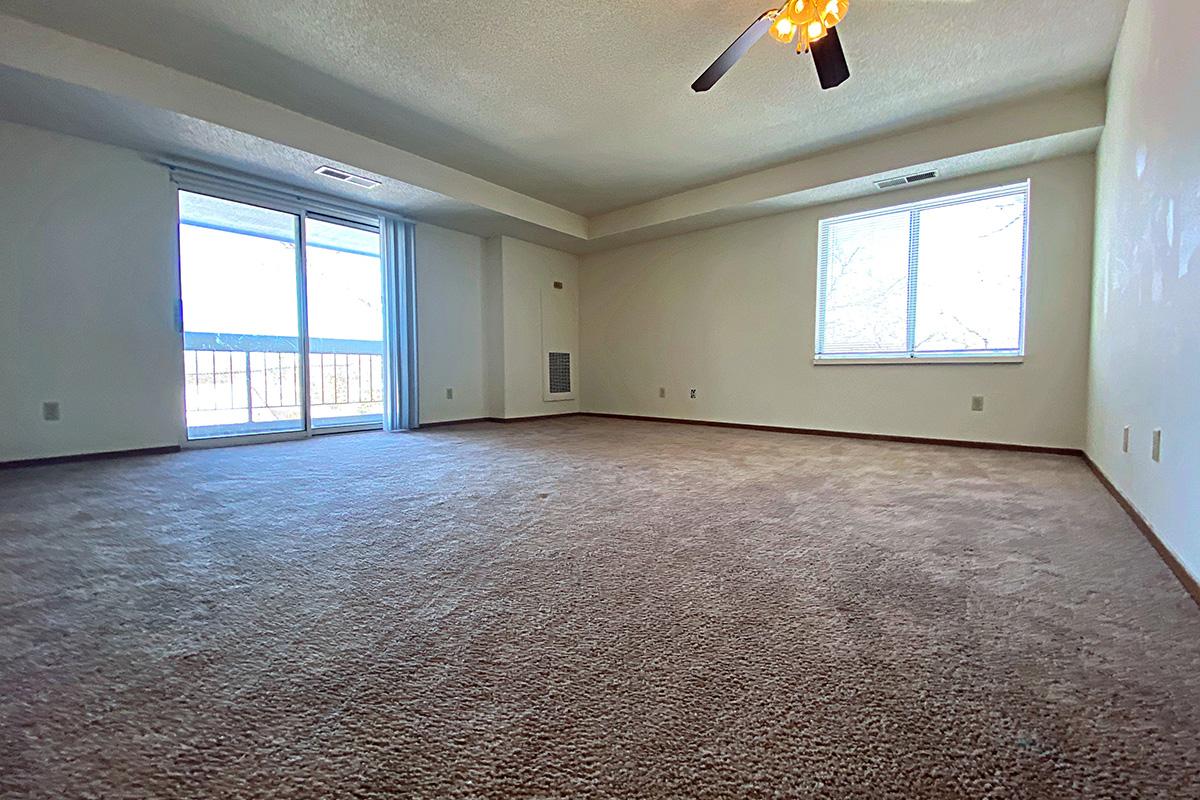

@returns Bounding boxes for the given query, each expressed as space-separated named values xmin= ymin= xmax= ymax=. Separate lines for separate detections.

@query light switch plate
xmin=1152 ymin=428 xmax=1162 ymax=462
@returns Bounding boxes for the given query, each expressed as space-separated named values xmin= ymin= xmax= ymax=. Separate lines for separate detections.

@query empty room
xmin=1 ymin=0 xmax=1198 ymax=796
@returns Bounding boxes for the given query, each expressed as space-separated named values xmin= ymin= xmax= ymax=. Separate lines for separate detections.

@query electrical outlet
xmin=445 ymin=387 xmax=454 ymax=400
xmin=689 ymin=388 xmax=697 ymax=399
xmin=1122 ymin=425 xmax=1130 ymax=453
xmin=42 ymin=401 xmax=61 ymax=421
xmin=1152 ymin=428 xmax=1162 ymax=462
xmin=970 ymin=395 xmax=984 ymax=412
xmin=658 ymin=387 xmax=666 ymax=399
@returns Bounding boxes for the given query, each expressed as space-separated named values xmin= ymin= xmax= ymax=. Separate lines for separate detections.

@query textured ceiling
xmin=0 ymin=0 xmax=1128 ymax=215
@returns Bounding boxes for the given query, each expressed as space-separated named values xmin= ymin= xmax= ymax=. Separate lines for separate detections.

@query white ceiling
xmin=0 ymin=0 xmax=1128 ymax=216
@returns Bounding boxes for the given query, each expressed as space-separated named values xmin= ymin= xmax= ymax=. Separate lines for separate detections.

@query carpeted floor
xmin=2 ymin=417 xmax=1199 ymax=798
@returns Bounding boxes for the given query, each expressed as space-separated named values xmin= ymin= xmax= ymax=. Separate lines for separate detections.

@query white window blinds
xmin=815 ymin=182 xmax=1030 ymax=361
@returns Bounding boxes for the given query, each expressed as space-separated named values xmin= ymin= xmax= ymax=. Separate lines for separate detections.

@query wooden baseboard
xmin=580 ymin=412 xmax=1083 ymax=456
xmin=418 ymin=417 xmax=492 ymax=428
xmin=0 ymin=444 xmax=181 ymax=470
xmin=419 ymin=413 xmax=582 ymax=429
xmin=1082 ymin=455 xmax=1200 ymax=607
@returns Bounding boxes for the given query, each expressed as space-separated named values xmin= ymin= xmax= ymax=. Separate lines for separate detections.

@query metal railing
xmin=183 ymin=332 xmax=383 ymax=433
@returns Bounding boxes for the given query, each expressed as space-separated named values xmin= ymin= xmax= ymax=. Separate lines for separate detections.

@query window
xmin=815 ymin=182 xmax=1029 ymax=362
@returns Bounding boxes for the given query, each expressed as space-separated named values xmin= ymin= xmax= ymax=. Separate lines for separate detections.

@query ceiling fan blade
xmin=810 ymin=25 xmax=850 ymax=89
xmin=691 ymin=12 xmax=774 ymax=92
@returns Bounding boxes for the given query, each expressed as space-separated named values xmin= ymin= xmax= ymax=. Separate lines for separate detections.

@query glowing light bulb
xmin=819 ymin=0 xmax=849 ymax=27
xmin=795 ymin=12 xmax=826 ymax=53
xmin=770 ymin=15 xmax=797 ymax=43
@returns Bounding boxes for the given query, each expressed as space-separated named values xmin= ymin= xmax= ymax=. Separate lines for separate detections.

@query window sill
xmin=813 ymin=355 xmax=1024 ymax=366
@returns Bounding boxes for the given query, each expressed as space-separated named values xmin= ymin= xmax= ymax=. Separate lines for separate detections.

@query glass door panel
xmin=304 ymin=217 xmax=384 ymax=429
xmin=178 ymin=192 xmax=304 ymax=440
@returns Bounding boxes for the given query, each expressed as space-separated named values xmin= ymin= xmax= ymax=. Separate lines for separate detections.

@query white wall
xmin=581 ymin=156 xmax=1096 ymax=449
xmin=496 ymin=237 xmax=580 ymax=418
xmin=0 ymin=120 xmax=182 ymax=461
xmin=1087 ymin=0 xmax=1200 ymax=578
xmin=415 ymin=223 xmax=487 ymax=424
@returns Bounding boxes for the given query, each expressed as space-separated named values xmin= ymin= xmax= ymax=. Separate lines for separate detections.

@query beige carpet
xmin=2 ymin=417 xmax=1198 ymax=798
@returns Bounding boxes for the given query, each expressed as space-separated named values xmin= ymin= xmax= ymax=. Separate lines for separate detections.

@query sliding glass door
xmin=179 ymin=193 xmax=306 ymax=439
xmin=177 ymin=191 xmax=384 ymax=441
xmin=305 ymin=217 xmax=384 ymax=429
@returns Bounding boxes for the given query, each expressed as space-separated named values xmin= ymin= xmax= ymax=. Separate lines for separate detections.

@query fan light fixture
xmin=770 ymin=0 xmax=850 ymax=52
xmin=692 ymin=0 xmax=851 ymax=92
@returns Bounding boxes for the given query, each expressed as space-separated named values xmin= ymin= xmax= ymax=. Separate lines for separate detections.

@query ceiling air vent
xmin=874 ymin=169 xmax=939 ymax=190
xmin=314 ymin=165 xmax=381 ymax=189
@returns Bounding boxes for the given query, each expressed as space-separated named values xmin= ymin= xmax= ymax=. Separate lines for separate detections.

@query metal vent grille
xmin=548 ymin=352 xmax=571 ymax=394
xmin=874 ymin=176 xmax=908 ymax=189
xmin=874 ymin=169 xmax=939 ymax=190
xmin=314 ymin=165 xmax=381 ymax=189
xmin=905 ymin=170 xmax=938 ymax=184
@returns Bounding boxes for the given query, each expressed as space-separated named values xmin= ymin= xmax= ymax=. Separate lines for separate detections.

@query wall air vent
xmin=874 ymin=169 xmax=939 ymax=191
xmin=547 ymin=352 xmax=572 ymax=396
xmin=314 ymin=165 xmax=381 ymax=189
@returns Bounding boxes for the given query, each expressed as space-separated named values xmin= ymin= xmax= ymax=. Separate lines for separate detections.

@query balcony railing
xmin=183 ymin=331 xmax=383 ymax=437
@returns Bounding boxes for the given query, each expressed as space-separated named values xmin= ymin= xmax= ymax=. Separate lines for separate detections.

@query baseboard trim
xmin=487 ymin=413 xmax=583 ymax=423
xmin=580 ymin=412 xmax=1083 ymax=456
xmin=419 ymin=417 xmax=492 ymax=428
xmin=1083 ymin=455 xmax=1200 ymax=608
xmin=0 ymin=445 xmax=181 ymax=470
xmin=419 ymin=414 xmax=583 ymax=429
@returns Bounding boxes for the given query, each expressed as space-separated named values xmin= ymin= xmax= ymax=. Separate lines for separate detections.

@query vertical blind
xmin=815 ymin=181 xmax=1030 ymax=360
xmin=381 ymin=217 xmax=420 ymax=432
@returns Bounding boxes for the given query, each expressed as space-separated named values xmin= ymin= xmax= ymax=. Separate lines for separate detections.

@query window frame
xmin=813 ymin=181 xmax=1031 ymax=365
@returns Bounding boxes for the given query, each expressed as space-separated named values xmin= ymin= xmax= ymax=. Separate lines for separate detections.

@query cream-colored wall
xmin=497 ymin=237 xmax=580 ymax=418
xmin=1087 ymin=0 xmax=1200 ymax=579
xmin=581 ymin=155 xmax=1095 ymax=449
xmin=415 ymin=223 xmax=487 ymax=424
xmin=0 ymin=121 xmax=183 ymax=461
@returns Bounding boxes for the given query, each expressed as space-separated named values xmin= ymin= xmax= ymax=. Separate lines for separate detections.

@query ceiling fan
xmin=693 ymin=0 xmax=851 ymax=92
